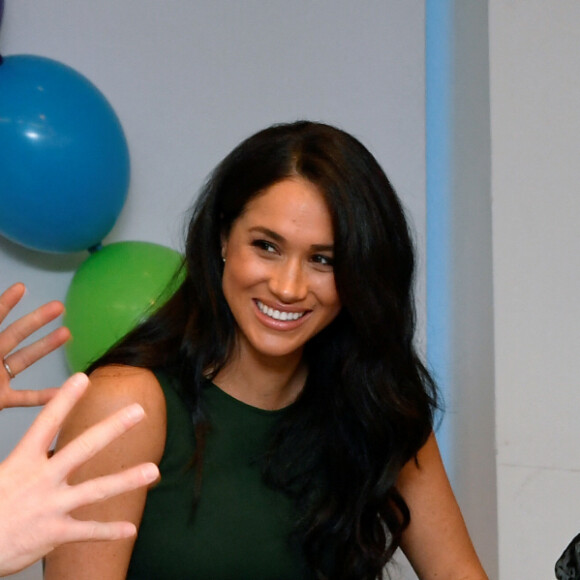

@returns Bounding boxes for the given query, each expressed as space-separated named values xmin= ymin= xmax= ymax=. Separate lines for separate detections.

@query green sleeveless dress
xmin=126 ymin=373 xmax=311 ymax=579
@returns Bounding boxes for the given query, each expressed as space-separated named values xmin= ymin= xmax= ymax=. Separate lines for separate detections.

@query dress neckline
xmin=205 ymin=380 xmax=296 ymax=416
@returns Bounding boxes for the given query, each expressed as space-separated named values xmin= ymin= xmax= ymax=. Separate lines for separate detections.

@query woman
xmin=45 ymin=121 xmax=487 ymax=579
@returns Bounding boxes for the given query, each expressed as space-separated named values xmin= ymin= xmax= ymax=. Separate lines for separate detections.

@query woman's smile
xmin=253 ymin=299 xmax=313 ymax=334
xmin=255 ymin=299 xmax=309 ymax=322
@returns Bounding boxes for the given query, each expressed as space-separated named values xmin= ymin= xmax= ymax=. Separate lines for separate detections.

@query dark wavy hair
xmin=90 ymin=121 xmax=438 ymax=579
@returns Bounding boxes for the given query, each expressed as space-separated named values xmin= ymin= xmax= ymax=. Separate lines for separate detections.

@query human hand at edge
xmin=0 ymin=372 xmax=160 ymax=576
xmin=0 ymin=282 xmax=71 ymax=409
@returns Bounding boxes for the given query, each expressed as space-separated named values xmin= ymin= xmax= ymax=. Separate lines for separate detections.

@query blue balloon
xmin=0 ymin=55 xmax=130 ymax=252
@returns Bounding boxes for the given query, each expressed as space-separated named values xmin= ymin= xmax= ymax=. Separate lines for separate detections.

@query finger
xmin=0 ymin=387 xmax=60 ymax=410
xmin=16 ymin=373 xmax=90 ymax=454
xmin=63 ymin=462 xmax=159 ymax=513
xmin=3 ymin=326 xmax=71 ymax=376
xmin=0 ymin=283 xmax=26 ymax=326
xmin=0 ymin=300 xmax=65 ymax=357
xmin=55 ymin=518 xmax=138 ymax=545
xmin=50 ymin=403 xmax=148 ymax=476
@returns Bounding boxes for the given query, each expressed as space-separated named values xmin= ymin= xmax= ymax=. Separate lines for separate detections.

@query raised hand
xmin=0 ymin=283 xmax=71 ymax=409
xmin=0 ymin=372 xmax=160 ymax=576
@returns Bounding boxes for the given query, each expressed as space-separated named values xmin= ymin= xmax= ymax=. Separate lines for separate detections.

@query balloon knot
xmin=88 ymin=243 xmax=103 ymax=254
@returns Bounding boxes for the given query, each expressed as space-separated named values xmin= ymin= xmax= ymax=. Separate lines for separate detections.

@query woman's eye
xmin=312 ymin=254 xmax=334 ymax=268
xmin=252 ymin=239 xmax=277 ymax=253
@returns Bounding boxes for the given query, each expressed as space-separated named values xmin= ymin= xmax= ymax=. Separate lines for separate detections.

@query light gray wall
xmin=489 ymin=1 xmax=580 ymax=578
xmin=0 ymin=2 xmax=426 ymax=579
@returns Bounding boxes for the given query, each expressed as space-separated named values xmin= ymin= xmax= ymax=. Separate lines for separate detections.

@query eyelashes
xmin=250 ymin=238 xmax=334 ymax=269
xmin=311 ymin=254 xmax=334 ymax=267
xmin=251 ymin=239 xmax=277 ymax=253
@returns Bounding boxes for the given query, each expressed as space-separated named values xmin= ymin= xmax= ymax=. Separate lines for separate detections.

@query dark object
xmin=556 ymin=533 xmax=580 ymax=580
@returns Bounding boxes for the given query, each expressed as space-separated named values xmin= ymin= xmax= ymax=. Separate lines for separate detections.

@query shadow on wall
xmin=0 ymin=236 xmax=86 ymax=273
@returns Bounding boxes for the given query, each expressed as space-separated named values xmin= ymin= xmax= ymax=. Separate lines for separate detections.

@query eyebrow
xmin=249 ymin=226 xmax=334 ymax=252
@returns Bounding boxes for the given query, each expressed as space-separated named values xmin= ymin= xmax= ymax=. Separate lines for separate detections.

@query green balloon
xmin=64 ymin=241 xmax=184 ymax=372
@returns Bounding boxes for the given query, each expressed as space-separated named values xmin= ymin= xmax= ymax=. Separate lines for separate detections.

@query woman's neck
xmin=212 ymin=344 xmax=307 ymax=411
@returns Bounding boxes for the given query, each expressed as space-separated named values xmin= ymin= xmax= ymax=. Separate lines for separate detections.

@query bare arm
xmin=0 ymin=282 xmax=70 ymax=409
xmin=397 ymin=432 xmax=489 ymax=580
xmin=44 ymin=366 xmax=167 ymax=580
xmin=0 ymin=373 xmax=159 ymax=577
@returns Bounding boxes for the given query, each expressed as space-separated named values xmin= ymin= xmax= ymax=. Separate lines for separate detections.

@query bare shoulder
xmin=87 ymin=364 xmax=166 ymax=412
xmin=57 ymin=365 xmax=167 ymax=466
xmin=45 ymin=365 xmax=168 ymax=579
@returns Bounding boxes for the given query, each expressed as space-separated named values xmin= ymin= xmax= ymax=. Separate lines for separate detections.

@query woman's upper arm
xmin=44 ymin=365 xmax=167 ymax=580
xmin=397 ymin=432 xmax=489 ymax=580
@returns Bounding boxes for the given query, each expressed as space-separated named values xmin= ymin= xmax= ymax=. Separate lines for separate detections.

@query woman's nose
xmin=268 ymin=259 xmax=308 ymax=303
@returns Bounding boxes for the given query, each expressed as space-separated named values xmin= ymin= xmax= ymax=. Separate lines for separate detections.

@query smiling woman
xmin=44 ymin=121 xmax=488 ymax=580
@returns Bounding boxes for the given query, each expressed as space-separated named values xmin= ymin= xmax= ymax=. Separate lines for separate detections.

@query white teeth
xmin=257 ymin=301 xmax=305 ymax=321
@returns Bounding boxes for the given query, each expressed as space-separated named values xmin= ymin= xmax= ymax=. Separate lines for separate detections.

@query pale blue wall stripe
xmin=425 ymin=0 xmax=455 ymax=480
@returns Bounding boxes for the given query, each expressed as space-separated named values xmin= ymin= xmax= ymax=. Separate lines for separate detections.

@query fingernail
xmin=125 ymin=403 xmax=145 ymax=423
xmin=119 ymin=523 xmax=137 ymax=538
xmin=141 ymin=463 xmax=160 ymax=483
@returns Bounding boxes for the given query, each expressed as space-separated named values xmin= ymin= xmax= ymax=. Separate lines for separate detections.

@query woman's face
xmin=221 ymin=177 xmax=341 ymax=365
